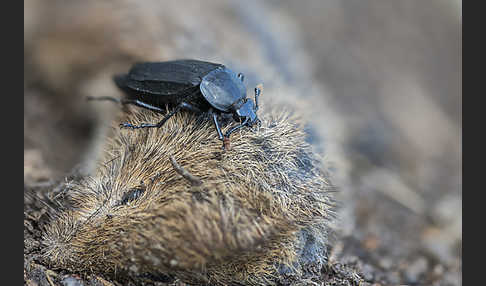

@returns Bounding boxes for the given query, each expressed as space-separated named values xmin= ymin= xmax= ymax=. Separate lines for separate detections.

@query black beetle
xmin=88 ymin=59 xmax=261 ymax=149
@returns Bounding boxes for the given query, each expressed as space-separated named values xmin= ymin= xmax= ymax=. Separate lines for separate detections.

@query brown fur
xmin=42 ymin=103 xmax=336 ymax=285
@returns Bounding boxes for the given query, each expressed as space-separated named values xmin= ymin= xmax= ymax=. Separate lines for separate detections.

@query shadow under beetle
xmin=88 ymin=59 xmax=261 ymax=150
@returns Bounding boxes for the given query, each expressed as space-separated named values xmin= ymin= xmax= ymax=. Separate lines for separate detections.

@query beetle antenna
xmin=254 ymin=84 xmax=263 ymax=111
xmin=238 ymin=73 xmax=245 ymax=82
xmin=225 ymin=117 xmax=250 ymax=138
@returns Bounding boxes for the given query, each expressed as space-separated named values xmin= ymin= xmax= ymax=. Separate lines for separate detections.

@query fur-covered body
xmin=42 ymin=105 xmax=335 ymax=285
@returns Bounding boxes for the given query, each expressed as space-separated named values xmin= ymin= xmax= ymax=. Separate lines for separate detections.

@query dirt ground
xmin=24 ymin=1 xmax=461 ymax=285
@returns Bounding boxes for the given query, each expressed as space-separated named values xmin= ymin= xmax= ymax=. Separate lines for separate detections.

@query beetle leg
xmin=224 ymin=117 xmax=250 ymax=139
xmin=129 ymin=100 xmax=165 ymax=113
xmin=120 ymin=105 xmax=182 ymax=129
xmin=120 ymin=101 xmax=202 ymax=130
xmin=87 ymin=96 xmax=165 ymax=113
xmin=86 ymin=95 xmax=121 ymax=103
xmin=210 ymin=112 xmax=224 ymax=141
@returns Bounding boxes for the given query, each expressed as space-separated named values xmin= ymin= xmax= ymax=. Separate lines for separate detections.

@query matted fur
xmin=42 ymin=104 xmax=336 ymax=285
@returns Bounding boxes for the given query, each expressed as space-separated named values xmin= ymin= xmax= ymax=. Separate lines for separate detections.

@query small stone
xmin=432 ymin=264 xmax=444 ymax=276
xmin=431 ymin=196 xmax=461 ymax=226
xmin=361 ymin=263 xmax=374 ymax=282
xmin=385 ymin=271 xmax=401 ymax=285
xmin=128 ymin=264 xmax=139 ymax=273
xmin=62 ymin=276 xmax=84 ymax=286
xmin=378 ymin=258 xmax=392 ymax=270
xmin=404 ymin=257 xmax=428 ymax=284
xmin=363 ymin=235 xmax=380 ymax=251
xmin=170 ymin=259 xmax=178 ymax=266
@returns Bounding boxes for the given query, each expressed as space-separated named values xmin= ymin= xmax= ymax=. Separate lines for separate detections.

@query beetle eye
xmin=237 ymin=73 xmax=245 ymax=82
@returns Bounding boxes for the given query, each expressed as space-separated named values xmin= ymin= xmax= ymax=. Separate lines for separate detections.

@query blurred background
xmin=24 ymin=1 xmax=461 ymax=285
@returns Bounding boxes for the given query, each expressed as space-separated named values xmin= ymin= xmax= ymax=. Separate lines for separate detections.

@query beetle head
xmin=234 ymin=99 xmax=258 ymax=125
